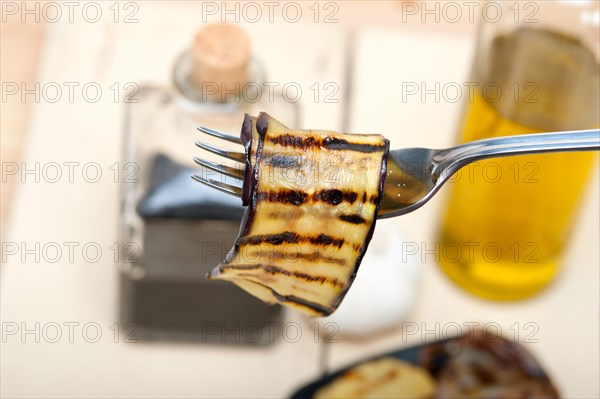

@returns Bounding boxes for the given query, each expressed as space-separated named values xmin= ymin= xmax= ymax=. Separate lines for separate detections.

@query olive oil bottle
xmin=439 ymin=6 xmax=599 ymax=301
xmin=119 ymin=24 xmax=297 ymax=341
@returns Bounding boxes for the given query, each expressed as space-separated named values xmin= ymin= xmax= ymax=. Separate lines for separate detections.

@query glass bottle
xmin=119 ymin=23 xmax=298 ymax=342
xmin=438 ymin=1 xmax=599 ymax=300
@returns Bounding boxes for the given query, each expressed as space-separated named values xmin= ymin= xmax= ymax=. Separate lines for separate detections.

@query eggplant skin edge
xmin=208 ymin=113 xmax=389 ymax=317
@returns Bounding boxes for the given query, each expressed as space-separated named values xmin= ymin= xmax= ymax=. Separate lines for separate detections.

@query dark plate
xmin=289 ymin=333 xmax=558 ymax=399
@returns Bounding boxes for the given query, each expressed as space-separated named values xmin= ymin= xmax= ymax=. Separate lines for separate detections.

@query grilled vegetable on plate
xmin=290 ymin=331 xmax=559 ymax=399
xmin=312 ymin=357 xmax=436 ymax=399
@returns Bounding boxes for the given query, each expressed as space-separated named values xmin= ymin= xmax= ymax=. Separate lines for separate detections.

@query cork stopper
xmin=192 ymin=23 xmax=251 ymax=102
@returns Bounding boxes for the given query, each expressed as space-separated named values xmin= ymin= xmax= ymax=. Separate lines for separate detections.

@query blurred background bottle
xmin=439 ymin=1 xmax=599 ymax=300
xmin=119 ymin=23 xmax=297 ymax=341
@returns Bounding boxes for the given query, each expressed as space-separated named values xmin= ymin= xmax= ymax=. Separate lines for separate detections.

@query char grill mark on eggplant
xmin=268 ymin=134 xmax=388 ymax=153
xmin=238 ymin=231 xmax=345 ymax=248
xmin=256 ymin=190 xmax=308 ymax=206
xmin=220 ymin=265 xmax=345 ymax=288
xmin=256 ymin=189 xmax=364 ymax=206
xmin=242 ymin=250 xmax=347 ymax=265
xmin=338 ymin=214 xmax=367 ymax=224
xmin=208 ymin=113 xmax=389 ymax=317
xmin=248 ymin=280 xmax=337 ymax=316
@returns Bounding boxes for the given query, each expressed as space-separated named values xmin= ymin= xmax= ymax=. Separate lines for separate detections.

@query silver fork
xmin=192 ymin=127 xmax=600 ymax=219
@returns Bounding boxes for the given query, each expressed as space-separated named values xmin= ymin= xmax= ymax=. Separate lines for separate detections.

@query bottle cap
xmin=192 ymin=23 xmax=251 ymax=102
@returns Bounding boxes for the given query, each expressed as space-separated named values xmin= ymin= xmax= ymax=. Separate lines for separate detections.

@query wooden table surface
xmin=1 ymin=2 xmax=598 ymax=398
xmin=0 ymin=14 xmax=46 ymax=228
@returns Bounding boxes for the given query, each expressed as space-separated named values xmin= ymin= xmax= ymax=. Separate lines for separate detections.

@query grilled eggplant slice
xmin=208 ymin=113 xmax=389 ymax=316
xmin=313 ymin=358 xmax=436 ymax=399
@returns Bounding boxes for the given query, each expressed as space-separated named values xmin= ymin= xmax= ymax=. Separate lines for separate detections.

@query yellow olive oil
xmin=439 ymin=28 xmax=598 ymax=301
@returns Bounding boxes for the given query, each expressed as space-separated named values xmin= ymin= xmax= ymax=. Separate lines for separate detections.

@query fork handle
xmin=435 ymin=129 xmax=600 ymax=181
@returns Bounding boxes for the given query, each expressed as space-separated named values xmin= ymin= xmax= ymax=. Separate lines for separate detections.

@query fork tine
xmin=191 ymin=174 xmax=242 ymax=198
xmin=195 ymin=141 xmax=246 ymax=163
xmin=197 ymin=126 xmax=243 ymax=145
xmin=193 ymin=157 xmax=244 ymax=179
